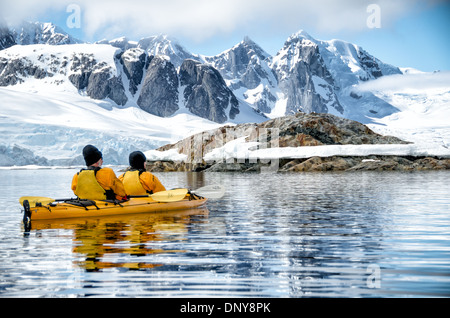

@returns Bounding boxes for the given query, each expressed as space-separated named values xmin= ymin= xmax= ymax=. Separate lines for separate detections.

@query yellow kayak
xmin=20 ymin=189 xmax=207 ymax=221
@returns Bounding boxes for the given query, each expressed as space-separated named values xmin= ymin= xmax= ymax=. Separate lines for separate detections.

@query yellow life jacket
xmin=75 ymin=169 xmax=107 ymax=200
xmin=122 ymin=170 xmax=148 ymax=196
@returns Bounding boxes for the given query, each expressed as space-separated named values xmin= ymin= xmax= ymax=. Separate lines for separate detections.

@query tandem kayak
xmin=20 ymin=189 xmax=207 ymax=222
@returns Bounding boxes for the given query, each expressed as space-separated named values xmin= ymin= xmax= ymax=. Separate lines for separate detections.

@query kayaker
xmin=119 ymin=151 xmax=166 ymax=196
xmin=71 ymin=145 xmax=127 ymax=201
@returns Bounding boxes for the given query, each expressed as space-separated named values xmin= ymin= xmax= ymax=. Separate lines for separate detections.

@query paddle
xmin=148 ymin=188 xmax=188 ymax=202
xmin=191 ymin=185 xmax=225 ymax=199
xmin=129 ymin=185 xmax=225 ymax=200
xmin=19 ymin=196 xmax=56 ymax=208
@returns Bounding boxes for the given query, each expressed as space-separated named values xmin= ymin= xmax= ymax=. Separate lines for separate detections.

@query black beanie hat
xmin=129 ymin=151 xmax=146 ymax=170
xmin=83 ymin=145 xmax=103 ymax=166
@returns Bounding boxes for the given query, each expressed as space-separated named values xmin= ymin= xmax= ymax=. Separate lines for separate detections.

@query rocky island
xmin=146 ymin=112 xmax=450 ymax=172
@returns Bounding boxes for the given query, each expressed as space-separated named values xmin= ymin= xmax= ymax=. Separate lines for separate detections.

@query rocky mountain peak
xmin=137 ymin=34 xmax=197 ymax=68
xmin=271 ymin=31 xmax=343 ymax=115
xmin=206 ymin=36 xmax=270 ymax=80
xmin=288 ymin=29 xmax=316 ymax=42
xmin=9 ymin=21 xmax=82 ymax=47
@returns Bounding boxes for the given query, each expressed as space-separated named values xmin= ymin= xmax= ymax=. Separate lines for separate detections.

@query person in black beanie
xmin=82 ymin=144 xmax=103 ymax=166
xmin=119 ymin=151 xmax=166 ymax=196
xmin=129 ymin=151 xmax=147 ymax=170
xmin=71 ymin=145 xmax=126 ymax=201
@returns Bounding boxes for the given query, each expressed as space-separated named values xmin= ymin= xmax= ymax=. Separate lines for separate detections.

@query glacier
xmin=0 ymin=87 xmax=223 ymax=166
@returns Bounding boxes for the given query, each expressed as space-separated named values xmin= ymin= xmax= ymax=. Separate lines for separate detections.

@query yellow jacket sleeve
xmin=141 ymin=172 xmax=166 ymax=193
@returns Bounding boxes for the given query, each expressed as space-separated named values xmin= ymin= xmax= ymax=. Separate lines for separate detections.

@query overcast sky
xmin=1 ymin=0 xmax=449 ymax=71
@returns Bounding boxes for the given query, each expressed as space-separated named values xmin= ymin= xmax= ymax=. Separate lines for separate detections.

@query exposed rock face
xmin=0 ymin=48 xmax=129 ymax=106
xmin=75 ymin=54 xmax=128 ymax=106
xmin=0 ymin=56 xmax=47 ymax=86
xmin=357 ymin=47 xmax=387 ymax=80
xmin=0 ymin=23 xmax=15 ymax=50
xmin=68 ymin=53 xmax=96 ymax=90
xmin=180 ymin=59 xmax=240 ymax=123
xmin=145 ymin=154 xmax=450 ymax=173
xmin=271 ymin=35 xmax=343 ymax=115
xmin=137 ymin=56 xmax=179 ymax=116
xmin=158 ymin=112 xmax=407 ymax=154
xmin=206 ymin=37 xmax=271 ymax=87
xmin=86 ymin=71 xmax=128 ymax=106
xmin=119 ymin=48 xmax=147 ymax=95
xmin=147 ymin=112 xmax=450 ymax=172
xmin=256 ymin=112 xmax=405 ymax=146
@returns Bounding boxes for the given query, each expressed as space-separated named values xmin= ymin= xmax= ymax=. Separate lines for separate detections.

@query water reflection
xmin=1 ymin=170 xmax=449 ymax=297
xmin=29 ymin=208 xmax=209 ymax=272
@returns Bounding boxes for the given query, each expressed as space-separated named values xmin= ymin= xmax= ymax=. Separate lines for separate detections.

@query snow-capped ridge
xmin=288 ymin=29 xmax=316 ymax=43
xmin=137 ymin=34 xmax=198 ymax=68
xmin=7 ymin=21 xmax=82 ymax=47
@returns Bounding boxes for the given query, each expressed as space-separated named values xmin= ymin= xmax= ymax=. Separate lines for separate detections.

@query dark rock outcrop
xmin=0 ymin=55 xmax=50 ymax=86
xmin=0 ymin=21 xmax=15 ymax=50
xmin=68 ymin=53 xmax=96 ymax=90
xmin=180 ymin=59 xmax=240 ymax=123
xmin=119 ymin=48 xmax=147 ymax=95
xmin=86 ymin=68 xmax=128 ymax=106
xmin=137 ymin=56 xmax=179 ymax=117
xmin=279 ymin=156 xmax=450 ymax=172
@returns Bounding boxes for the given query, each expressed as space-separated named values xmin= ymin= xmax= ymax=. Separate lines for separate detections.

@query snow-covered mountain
xmin=98 ymin=34 xmax=200 ymax=67
xmin=203 ymin=37 xmax=279 ymax=115
xmin=0 ymin=21 xmax=449 ymax=166
xmin=0 ymin=22 xmax=404 ymax=125
xmin=205 ymin=30 xmax=403 ymax=123
xmin=0 ymin=20 xmax=81 ymax=49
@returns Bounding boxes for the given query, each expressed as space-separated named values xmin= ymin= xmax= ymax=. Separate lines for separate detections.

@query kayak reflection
xmin=29 ymin=208 xmax=209 ymax=271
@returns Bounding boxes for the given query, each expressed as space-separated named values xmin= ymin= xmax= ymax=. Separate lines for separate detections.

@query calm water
xmin=0 ymin=168 xmax=449 ymax=298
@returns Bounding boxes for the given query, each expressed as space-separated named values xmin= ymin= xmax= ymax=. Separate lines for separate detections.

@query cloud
xmin=0 ymin=0 xmax=443 ymax=42
xmin=357 ymin=71 xmax=450 ymax=92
